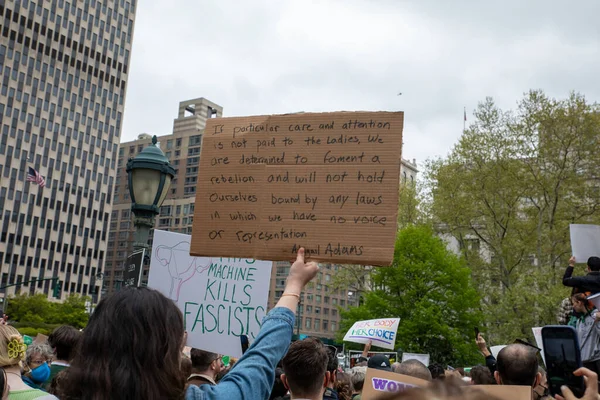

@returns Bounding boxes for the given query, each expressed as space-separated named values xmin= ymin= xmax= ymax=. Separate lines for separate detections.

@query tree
xmin=425 ymin=91 xmax=600 ymax=343
xmin=338 ymin=225 xmax=483 ymax=366
xmin=7 ymin=293 xmax=90 ymax=329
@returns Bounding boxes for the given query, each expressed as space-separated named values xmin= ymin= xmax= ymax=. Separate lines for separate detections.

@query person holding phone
xmin=570 ymin=293 xmax=600 ymax=374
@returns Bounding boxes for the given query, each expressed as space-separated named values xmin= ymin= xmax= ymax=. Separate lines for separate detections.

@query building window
xmin=323 ymin=320 xmax=328 ymax=331
xmin=331 ymin=322 xmax=337 ymax=332
xmin=306 ymin=305 xmax=312 ymax=313
xmin=189 ymin=135 xmax=202 ymax=146
xmin=314 ymin=319 xmax=320 ymax=331
xmin=167 ymin=140 xmax=173 ymax=150
xmin=305 ymin=318 xmax=311 ymax=330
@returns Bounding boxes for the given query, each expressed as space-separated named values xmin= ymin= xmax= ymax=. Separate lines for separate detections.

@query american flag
xmin=26 ymin=166 xmax=46 ymax=188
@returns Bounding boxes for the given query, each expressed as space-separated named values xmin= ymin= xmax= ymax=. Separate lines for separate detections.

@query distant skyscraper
xmin=0 ymin=0 xmax=137 ymax=303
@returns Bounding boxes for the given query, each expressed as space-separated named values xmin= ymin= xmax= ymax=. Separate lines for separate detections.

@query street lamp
xmin=126 ymin=135 xmax=176 ymax=278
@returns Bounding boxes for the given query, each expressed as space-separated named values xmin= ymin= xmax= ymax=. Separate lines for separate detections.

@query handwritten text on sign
xmin=147 ymin=230 xmax=272 ymax=358
xmin=343 ymin=318 xmax=400 ymax=350
xmin=190 ymin=111 xmax=404 ymax=266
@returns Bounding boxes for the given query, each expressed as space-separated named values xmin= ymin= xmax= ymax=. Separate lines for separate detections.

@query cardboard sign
xmin=465 ymin=385 xmax=532 ymax=400
xmin=343 ymin=318 xmax=400 ymax=350
xmin=570 ymin=224 xmax=600 ymax=261
xmin=191 ymin=111 xmax=404 ymax=266
xmin=361 ymin=368 xmax=429 ymax=399
xmin=34 ymin=333 xmax=48 ymax=344
xmin=147 ymin=230 xmax=272 ymax=358
xmin=401 ymin=352 xmax=430 ymax=367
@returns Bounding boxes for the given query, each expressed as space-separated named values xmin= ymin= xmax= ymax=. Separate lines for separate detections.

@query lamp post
xmin=126 ymin=135 xmax=176 ymax=284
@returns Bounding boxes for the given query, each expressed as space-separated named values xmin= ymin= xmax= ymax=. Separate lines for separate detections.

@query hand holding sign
xmin=276 ymin=248 xmax=319 ymax=312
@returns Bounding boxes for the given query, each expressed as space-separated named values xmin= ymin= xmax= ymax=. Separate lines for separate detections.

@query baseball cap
xmin=368 ymin=354 xmax=391 ymax=371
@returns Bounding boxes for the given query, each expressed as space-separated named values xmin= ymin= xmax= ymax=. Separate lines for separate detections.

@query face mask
xmin=30 ymin=362 xmax=51 ymax=383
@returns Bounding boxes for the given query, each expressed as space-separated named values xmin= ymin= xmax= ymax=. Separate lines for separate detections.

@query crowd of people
xmin=0 ymin=249 xmax=598 ymax=399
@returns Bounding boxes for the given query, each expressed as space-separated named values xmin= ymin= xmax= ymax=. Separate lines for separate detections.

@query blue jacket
xmin=186 ymin=307 xmax=294 ymax=400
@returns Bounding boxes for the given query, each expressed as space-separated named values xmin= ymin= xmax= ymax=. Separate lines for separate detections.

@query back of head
xmin=496 ymin=344 xmax=538 ymax=386
xmin=48 ymin=325 xmax=81 ymax=362
xmin=350 ymin=366 xmax=367 ymax=393
xmin=326 ymin=346 xmax=339 ymax=374
xmin=394 ymin=359 xmax=432 ymax=381
xmin=588 ymin=257 xmax=600 ymax=271
xmin=190 ymin=348 xmax=218 ymax=372
xmin=270 ymin=367 xmax=287 ymax=400
xmin=58 ymin=287 xmax=186 ymax=400
xmin=0 ymin=325 xmax=25 ymax=368
xmin=282 ymin=338 xmax=329 ymax=398
xmin=180 ymin=356 xmax=192 ymax=380
xmin=469 ymin=366 xmax=495 ymax=385
xmin=334 ymin=371 xmax=353 ymax=400
xmin=428 ymin=363 xmax=446 ymax=380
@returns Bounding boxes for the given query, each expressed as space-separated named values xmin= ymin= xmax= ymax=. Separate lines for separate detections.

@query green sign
xmin=222 ymin=355 xmax=230 ymax=367
xmin=23 ymin=335 xmax=33 ymax=346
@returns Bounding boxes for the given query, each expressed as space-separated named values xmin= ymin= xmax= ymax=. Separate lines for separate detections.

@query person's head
xmin=0 ymin=325 xmax=25 ymax=369
xmin=281 ymin=338 xmax=330 ymax=399
xmin=48 ymin=325 xmax=81 ymax=362
xmin=534 ymin=366 xmax=549 ymax=399
xmin=57 ymin=287 xmax=186 ymax=400
xmin=428 ymin=363 xmax=446 ymax=380
xmin=350 ymin=366 xmax=366 ymax=394
xmin=494 ymin=344 xmax=541 ymax=387
xmin=469 ymin=365 xmax=495 ymax=385
xmin=189 ymin=348 xmax=223 ymax=380
xmin=393 ymin=359 xmax=432 ymax=381
xmin=367 ymin=354 xmax=391 ymax=371
xmin=24 ymin=343 xmax=53 ymax=383
xmin=325 ymin=345 xmax=339 ymax=386
xmin=571 ymin=292 xmax=594 ymax=313
xmin=587 ymin=257 xmax=600 ymax=272
xmin=180 ymin=355 xmax=192 ymax=380
xmin=334 ymin=371 xmax=353 ymax=400
xmin=0 ymin=368 xmax=8 ymax=400
xmin=270 ymin=367 xmax=288 ymax=400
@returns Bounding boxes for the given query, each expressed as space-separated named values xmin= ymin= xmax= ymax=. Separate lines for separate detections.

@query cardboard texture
xmin=362 ymin=368 xmax=531 ymax=400
xmin=33 ymin=333 xmax=48 ymax=344
xmin=191 ymin=111 xmax=404 ymax=266
xmin=362 ymin=368 xmax=428 ymax=399
xmin=465 ymin=385 xmax=532 ymax=400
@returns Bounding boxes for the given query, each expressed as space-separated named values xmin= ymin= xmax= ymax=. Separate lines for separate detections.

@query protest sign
xmin=570 ymin=224 xmax=600 ymax=261
xmin=465 ymin=385 xmax=532 ymax=400
xmin=124 ymin=249 xmax=145 ymax=288
xmin=401 ymin=352 xmax=430 ymax=366
xmin=532 ymin=327 xmax=546 ymax=365
xmin=190 ymin=111 xmax=404 ymax=266
xmin=148 ymin=230 xmax=272 ymax=358
xmin=34 ymin=333 xmax=48 ymax=344
xmin=343 ymin=318 xmax=400 ymax=350
xmin=490 ymin=345 xmax=506 ymax=359
xmin=362 ymin=368 xmax=428 ymax=400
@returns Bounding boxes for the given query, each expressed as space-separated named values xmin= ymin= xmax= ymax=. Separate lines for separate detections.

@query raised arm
xmin=187 ymin=249 xmax=318 ymax=400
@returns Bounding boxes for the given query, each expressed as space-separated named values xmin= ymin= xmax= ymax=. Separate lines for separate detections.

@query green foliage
xmin=7 ymin=293 xmax=90 ymax=329
xmin=339 ymin=226 xmax=483 ymax=366
xmin=425 ymin=91 xmax=600 ymax=344
xmin=16 ymin=327 xmax=52 ymax=337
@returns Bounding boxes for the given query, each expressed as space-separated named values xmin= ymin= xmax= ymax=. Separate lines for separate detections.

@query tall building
xmin=105 ymin=98 xmax=222 ymax=292
xmin=0 ymin=0 xmax=137 ymax=302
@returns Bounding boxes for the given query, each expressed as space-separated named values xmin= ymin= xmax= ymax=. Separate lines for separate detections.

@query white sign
xmin=401 ymin=353 xmax=430 ymax=367
xmin=148 ymin=230 xmax=272 ymax=358
xmin=490 ymin=345 xmax=507 ymax=359
xmin=532 ymin=327 xmax=546 ymax=366
xmin=570 ymin=224 xmax=600 ymax=262
xmin=343 ymin=318 xmax=400 ymax=350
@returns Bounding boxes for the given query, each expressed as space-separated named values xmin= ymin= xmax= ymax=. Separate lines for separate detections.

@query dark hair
xmin=270 ymin=367 xmax=287 ymax=400
xmin=57 ymin=287 xmax=186 ymax=400
xmin=572 ymin=292 xmax=594 ymax=311
xmin=282 ymin=338 xmax=328 ymax=397
xmin=181 ymin=356 xmax=192 ymax=380
xmin=428 ymin=363 xmax=446 ymax=380
xmin=0 ymin=368 xmax=6 ymax=399
xmin=496 ymin=344 xmax=538 ymax=386
xmin=588 ymin=257 xmax=600 ymax=271
xmin=326 ymin=346 xmax=338 ymax=373
xmin=469 ymin=365 xmax=495 ymax=385
xmin=190 ymin=348 xmax=218 ymax=371
xmin=48 ymin=325 xmax=81 ymax=361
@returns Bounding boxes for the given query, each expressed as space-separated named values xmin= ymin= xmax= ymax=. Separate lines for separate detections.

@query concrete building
xmin=0 ymin=0 xmax=137 ymax=302
xmin=105 ymin=98 xmax=222 ymax=292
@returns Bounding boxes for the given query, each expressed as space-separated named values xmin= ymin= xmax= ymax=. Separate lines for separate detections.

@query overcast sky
xmin=120 ymin=0 xmax=600 ymax=168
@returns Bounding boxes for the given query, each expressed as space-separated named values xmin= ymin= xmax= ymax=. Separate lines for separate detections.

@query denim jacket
xmin=186 ymin=307 xmax=295 ymax=400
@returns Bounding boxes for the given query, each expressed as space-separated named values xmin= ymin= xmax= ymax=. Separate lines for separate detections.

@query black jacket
xmin=562 ymin=266 xmax=600 ymax=294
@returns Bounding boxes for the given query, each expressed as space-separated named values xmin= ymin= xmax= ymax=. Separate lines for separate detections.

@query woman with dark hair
xmin=57 ymin=248 xmax=318 ymax=400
